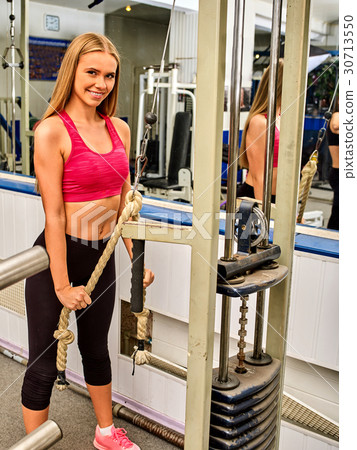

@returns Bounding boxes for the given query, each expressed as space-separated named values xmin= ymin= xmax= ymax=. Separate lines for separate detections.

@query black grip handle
xmin=130 ymin=239 xmax=145 ymax=313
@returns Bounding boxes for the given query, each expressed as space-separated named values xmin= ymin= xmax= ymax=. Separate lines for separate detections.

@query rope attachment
xmin=297 ymin=150 xmax=318 ymax=223
xmin=131 ymin=287 xmax=151 ymax=374
xmin=130 ymin=281 xmax=187 ymax=380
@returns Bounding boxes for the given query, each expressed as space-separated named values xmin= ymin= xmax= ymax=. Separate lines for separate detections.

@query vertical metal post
xmin=9 ymin=0 xmax=16 ymax=172
xmin=184 ymin=0 xmax=227 ymax=448
xmin=218 ymin=295 xmax=232 ymax=382
xmin=266 ymin=0 xmax=311 ymax=445
xmin=252 ymin=0 xmax=283 ymax=361
xmin=5 ymin=99 xmax=9 ymax=157
xmin=252 ymin=290 xmax=266 ymax=358
xmin=159 ymin=84 xmax=166 ymax=177
xmin=218 ymin=0 xmax=245 ymax=384
xmin=21 ymin=0 xmax=30 ymax=175
xmin=166 ymin=68 xmax=176 ymax=175
xmin=262 ymin=0 xmax=283 ymax=228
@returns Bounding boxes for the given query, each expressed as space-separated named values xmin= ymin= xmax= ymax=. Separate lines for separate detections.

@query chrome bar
xmin=10 ymin=0 xmax=16 ymax=172
xmin=253 ymin=0 xmax=283 ymax=360
xmin=218 ymin=295 xmax=231 ymax=381
xmin=21 ymin=0 xmax=31 ymax=175
xmin=252 ymin=290 xmax=265 ymax=358
xmin=224 ymin=0 xmax=246 ymax=258
xmin=0 ymin=246 xmax=49 ymax=291
xmin=262 ymin=0 xmax=283 ymax=231
xmin=5 ymin=98 xmax=9 ymax=158
xmin=9 ymin=420 xmax=62 ymax=450
xmin=218 ymin=0 xmax=246 ymax=383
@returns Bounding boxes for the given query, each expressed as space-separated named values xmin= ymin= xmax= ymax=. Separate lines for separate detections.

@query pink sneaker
xmin=93 ymin=425 xmax=141 ymax=450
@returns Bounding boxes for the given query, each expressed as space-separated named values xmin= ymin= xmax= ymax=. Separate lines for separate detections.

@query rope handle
xmin=297 ymin=152 xmax=318 ymax=223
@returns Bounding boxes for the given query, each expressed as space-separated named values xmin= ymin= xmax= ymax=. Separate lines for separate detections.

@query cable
xmin=133 ymin=0 xmax=177 ymax=191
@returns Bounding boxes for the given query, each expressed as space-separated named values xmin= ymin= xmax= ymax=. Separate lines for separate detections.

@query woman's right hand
xmin=55 ymin=285 xmax=92 ymax=311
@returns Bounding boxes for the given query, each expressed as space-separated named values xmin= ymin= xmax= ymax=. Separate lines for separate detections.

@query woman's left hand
xmin=144 ymin=268 xmax=155 ymax=288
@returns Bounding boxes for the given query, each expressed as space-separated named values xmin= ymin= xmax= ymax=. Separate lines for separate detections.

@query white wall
xmin=169 ymin=11 xmax=198 ymax=84
xmin=280 ymin=421 xmax=339 ymax=449
xmin=29 ymin=2 xmax=104 ymax=118
xmin=133 ymin=0 xmax=198 ymax=12
xmin=325 ymin=23 xmax=338 ymax=48
xmin=284 ymin=357 xmax=339 ymax=422
xmin=29 ymin=2 xmax=104 ymax=40
xmin=0 ymin=1 xmax=104 ymax=119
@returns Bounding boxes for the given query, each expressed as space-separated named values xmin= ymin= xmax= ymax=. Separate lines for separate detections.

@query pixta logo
xmin=70 ymin=202 xmax=117 ymax=248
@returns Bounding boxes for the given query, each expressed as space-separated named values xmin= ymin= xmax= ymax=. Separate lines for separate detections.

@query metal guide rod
xmin=8 ymin=420 xmax=62 ymax=450
xmin=252 ymin=290 xmax=266 ymax=357
xmin=218 ymin=0 xmax=246 ymax=384
xmin=20 ymin=0 xmax=31 ymax=175
xmin=2 ymin=0 xmax=24 ymax=172
xmin=10 ymin=0 xmax=16 ymax=172
xmin=252 ymin=0 xmax=283 ymax=361
xmin=262 ymin=0 xmax=283 ymax=232
xmin=218 ymin=295 xmax=231 ymax=380
xmin=0 ymin=246 xmax=49 ymax=291
xmin=5 ymin=99 xmax=9 ymax=157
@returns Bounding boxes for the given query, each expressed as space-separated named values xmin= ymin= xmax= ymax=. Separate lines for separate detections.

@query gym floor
xmin=0 ymin=353 xmax=178 ymax=450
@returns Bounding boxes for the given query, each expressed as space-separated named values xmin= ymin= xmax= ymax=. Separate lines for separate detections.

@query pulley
xmin=2 ymin=47 xmax=24 ymax=70
xmin=2 ymin=0 xmax=24 ymax=172
xmin=2 ymin=0 xmax=24 ymax=70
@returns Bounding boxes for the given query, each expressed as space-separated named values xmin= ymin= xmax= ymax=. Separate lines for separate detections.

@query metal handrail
xmin=8 ymin=420 xmax=62 ymax=450
xmin=0 ymin=245 xmax=49 ymax=291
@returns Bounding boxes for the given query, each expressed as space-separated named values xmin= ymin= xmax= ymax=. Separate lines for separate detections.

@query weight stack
xmin=210 ymin=357 xmax=281 ymax=450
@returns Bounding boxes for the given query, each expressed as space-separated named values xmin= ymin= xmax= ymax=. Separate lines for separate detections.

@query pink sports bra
xmin=265 ymin=114 xmax=280 ymax=168
xmin=58 ymin=111 xmax=129 ymax=202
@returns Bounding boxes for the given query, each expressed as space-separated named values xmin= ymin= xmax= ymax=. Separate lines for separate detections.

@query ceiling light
xmin=126 ymin=5 xmax=131 ymax=12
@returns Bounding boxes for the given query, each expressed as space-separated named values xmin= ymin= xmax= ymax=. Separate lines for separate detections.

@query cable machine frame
xmin=136 ymin=65 xmax=196 ymax=178
xmin=14 ymin=0 xmax=313 ymax=447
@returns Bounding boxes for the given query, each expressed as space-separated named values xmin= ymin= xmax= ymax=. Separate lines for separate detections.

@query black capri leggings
xmin=21 ymin=231 xmax=116 ymax=411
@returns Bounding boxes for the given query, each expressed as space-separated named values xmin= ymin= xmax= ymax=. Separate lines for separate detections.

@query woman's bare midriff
xmin=64 ymin=195 xmax=121 ymax=241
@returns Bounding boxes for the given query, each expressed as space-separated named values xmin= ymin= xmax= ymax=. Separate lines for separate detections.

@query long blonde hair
xmin=42 ymin=32 xmax=120 ymax=120
xmin=239 ymin=59 xmax=284 ymax=168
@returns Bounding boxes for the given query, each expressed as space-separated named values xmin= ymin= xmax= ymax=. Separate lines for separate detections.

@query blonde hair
xmin=42 ymin=32 xmax=120 ymax=120
xmin=239 ymin=59 xmax=284 ymax=169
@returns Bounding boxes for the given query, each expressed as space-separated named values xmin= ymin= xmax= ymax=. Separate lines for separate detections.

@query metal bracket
xmin=236 ymin=200 xmax=259 ymax=254
xmin=2 ymin=46 xmax=24 ymax=69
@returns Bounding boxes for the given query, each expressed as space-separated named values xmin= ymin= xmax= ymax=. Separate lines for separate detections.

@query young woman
xmin=21 ymin=32 xmax=154 ymax=450
xmin=326 ymin=98 xmax=339 ymax=230
xmin=237 ymin=59 xmax=284 ymax=202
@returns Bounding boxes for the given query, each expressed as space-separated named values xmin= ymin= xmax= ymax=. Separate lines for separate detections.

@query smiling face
xmin=71 ymin=51 xmax=118 ymax=108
